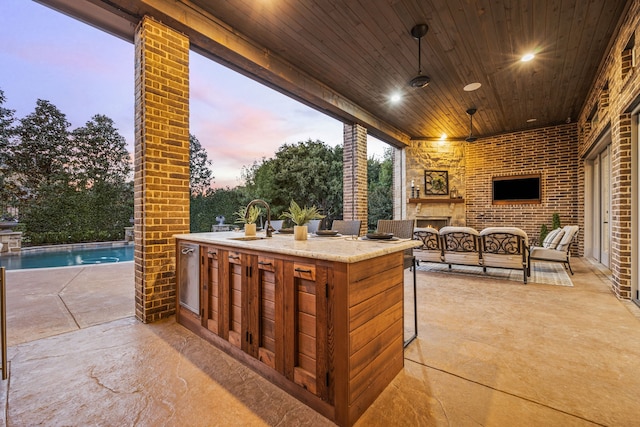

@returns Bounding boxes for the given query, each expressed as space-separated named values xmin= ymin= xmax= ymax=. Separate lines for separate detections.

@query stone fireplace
xmin=408 ymin=199 xmax=466 ymax=228
xmin=405 ymin=139 xmax=467 ymax=230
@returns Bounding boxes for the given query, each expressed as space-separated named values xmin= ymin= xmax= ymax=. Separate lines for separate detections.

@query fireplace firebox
xmin=416 ymin=216 xmax=450 ymax=230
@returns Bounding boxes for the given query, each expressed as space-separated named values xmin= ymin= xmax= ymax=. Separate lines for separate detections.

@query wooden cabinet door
xmin=220 ymin=250 xmax=245 ymax=349
xmin=202 ymin=246 xmax=220 ymax=334
xmin=252 ymin=255 xmax=284 ymax=373
xmin=284 ymin=261 xmax=331 ymax=402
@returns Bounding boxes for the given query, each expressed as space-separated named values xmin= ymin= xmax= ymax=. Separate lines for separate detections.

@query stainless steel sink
xmin=227 ymin=236 xmax=267 ymax=241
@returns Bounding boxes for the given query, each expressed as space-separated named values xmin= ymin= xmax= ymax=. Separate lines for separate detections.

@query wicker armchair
xmin=331 ymin=219 xmax=361 ymax=236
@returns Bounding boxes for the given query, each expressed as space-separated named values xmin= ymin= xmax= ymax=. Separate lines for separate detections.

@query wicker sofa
xmin=414 ymin=226 xmax=530 ymax=284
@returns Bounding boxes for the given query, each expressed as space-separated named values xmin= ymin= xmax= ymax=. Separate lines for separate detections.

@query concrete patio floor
xmin=1 ymin=257 xmax=639 ymax=426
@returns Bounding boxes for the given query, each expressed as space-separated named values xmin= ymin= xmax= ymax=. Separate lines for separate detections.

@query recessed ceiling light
xmin=390 ymin=93 xmax=402 ymax=103
xmin=521 ymin=53 xmax=535 ymax=62
xmin=463 ymin=82 xmax=482 ymax=92
xmin=526 ymin=118 xmax=537 ymax=123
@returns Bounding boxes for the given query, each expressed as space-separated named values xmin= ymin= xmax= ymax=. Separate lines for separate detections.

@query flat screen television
xmin=492 ymin=174 xmax=541 ymax=204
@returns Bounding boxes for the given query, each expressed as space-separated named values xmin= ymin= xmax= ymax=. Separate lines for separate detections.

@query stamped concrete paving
xmin=1 ymin=258 xmax=639 ymax=426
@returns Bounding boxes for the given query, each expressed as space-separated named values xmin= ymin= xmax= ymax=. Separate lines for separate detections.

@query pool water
xmin=0 ymin=245 xmax=134 ymax=270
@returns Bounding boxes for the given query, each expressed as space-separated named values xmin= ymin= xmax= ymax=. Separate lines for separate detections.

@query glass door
xmin=586 ymin=138 xmax=611 ymax=268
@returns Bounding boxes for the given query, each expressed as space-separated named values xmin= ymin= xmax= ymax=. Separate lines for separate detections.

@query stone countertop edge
xmin=174 ymin=231 xmax=423 ymax=263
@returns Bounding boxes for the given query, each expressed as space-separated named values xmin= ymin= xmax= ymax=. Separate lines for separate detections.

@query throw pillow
xmin=548 ymin=230 xmax=565 ymax=249
xmin=543 ymin=228 xmax=562 ymax=248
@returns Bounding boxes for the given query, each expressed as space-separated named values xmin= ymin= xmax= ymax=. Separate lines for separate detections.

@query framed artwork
xmin=424 ymin=170 xmax=449 ymax=195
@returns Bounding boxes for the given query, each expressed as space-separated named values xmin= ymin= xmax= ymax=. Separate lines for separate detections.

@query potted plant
xmin=234 ymin=205 xmax=262 ymax=236
xmin=280 ymin=200 xmax=324 ymax=241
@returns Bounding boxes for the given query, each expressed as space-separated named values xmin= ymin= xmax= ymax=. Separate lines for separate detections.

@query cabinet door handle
xmin=258 ymin=261 xmax=273 ymax=266
xmin=295 ymin=268 xmax=312 ymax=273
xmin=229 ymin=255 xmax=240 ymax=260
xmin=208 ymin=251 xmax=217 ymax=259
xmin=181 ymin=247 xmax=194 ymax=255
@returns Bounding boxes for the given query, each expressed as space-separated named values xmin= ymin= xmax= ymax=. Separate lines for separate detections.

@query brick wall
xmin=465 ymin=124 xmax=579 ymax=245
xmin=578 ymin=0 xmax=640 ymax=299
xmin=404 ymin=124 xmax=579 ymax=249
xmin=343 ymin=123 xmax=368 ymax=235
xmin=134 ymin=17 xmax=190 ymax=322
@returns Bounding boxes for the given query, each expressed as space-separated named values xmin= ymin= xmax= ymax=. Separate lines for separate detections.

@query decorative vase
xmin=294 ymin=225 xmax=308 ymax=241
xmin=245 ymin=223 xmax=257 ymax=236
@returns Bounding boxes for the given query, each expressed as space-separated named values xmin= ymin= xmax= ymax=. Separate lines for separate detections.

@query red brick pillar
xmin=134 ymin=17 xmax=190 ymax=322
xmin=611 ymin=113 xmax=632 ymax=299
xmin=343 ymin=123 xmax=368 ymax=235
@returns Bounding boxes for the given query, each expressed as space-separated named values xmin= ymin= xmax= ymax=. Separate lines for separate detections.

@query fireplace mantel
xmin=409 ymin=198 xmax=464 ymax=204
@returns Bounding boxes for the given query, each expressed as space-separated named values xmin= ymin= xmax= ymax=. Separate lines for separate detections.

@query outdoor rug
xmin=416 ymin=261 xmax=573 ymax=287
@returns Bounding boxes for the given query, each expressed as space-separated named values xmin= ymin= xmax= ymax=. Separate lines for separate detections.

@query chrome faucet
xmin=245 ymin=199 xmax=274 ymax=237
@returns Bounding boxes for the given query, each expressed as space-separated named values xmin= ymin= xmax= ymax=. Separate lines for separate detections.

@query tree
xmin=0 ymin=89 xmax=16 ymax=214
xmin=1 ymin=97 xmax=135 ymax=244
xmin=10 ymin=99 xmax=72 ymax=199
xmin=190 ymin=134 xmax=213 ymax=195
xmin=71 ymin=114 xmax=131 ymax=186
xmin=190 ymin=186 xmax=245 ymax=232
xmin=243 ymin=140 xmax=343 ymax=220
xmin=0 ymin=89 xmax=15 ymax=165
xmin=70 ymin=115 xmax=133 ymax=237
xmin=192 ymin=138 xmax=392 ymax=233
xmin=367 ymin=147 xmax=393 ymax=229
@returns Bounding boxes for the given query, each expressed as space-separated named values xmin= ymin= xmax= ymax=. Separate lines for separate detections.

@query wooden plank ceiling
xmin=38 ymin=0 xmax=630 ymax=144
xmin=187 ymin=0 xmax=628 ymax=141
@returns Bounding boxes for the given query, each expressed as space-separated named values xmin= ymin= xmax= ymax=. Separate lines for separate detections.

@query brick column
xmin=134 ymin=17 xmax=190 ymax=322
xmin=393 ymin=146 xmax=406 ymax=220
xmin=611 ymin=113 xmax=633 ymax=299
xmin=343 ymin=123 xmax=368 ymax=234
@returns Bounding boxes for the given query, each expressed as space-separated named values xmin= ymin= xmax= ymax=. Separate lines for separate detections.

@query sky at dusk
xmin=0 ymin=0 xmax=388 ymax=189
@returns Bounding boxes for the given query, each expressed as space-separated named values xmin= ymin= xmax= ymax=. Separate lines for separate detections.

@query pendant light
xmin=465 ymin=108 xmax=478 ymax=142
xmin=409 ymin=24 xmax=431 ymax=88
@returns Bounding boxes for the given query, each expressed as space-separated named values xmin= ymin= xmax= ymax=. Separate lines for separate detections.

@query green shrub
xmin=23 ymin=228 xmax=124 ymax=246
xmin=539 ymin=224 xmax=549 ymax=245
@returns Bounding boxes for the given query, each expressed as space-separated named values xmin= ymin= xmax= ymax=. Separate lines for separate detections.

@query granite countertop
xmin=174 ymin=231 xmax=422 ymax=263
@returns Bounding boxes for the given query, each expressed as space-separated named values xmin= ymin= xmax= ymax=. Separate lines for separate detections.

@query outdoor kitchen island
xmin=174 ymin=231 xmax=421 ymax=427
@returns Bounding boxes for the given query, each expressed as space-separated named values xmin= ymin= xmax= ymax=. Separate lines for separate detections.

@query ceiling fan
xmin=465 ymin=108 xmax=478 ymax=142
xmin=409 ymin=24 xmax=430 ymax=88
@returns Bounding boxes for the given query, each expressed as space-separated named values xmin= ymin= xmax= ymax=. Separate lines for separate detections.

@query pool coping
xmin=3 ymin=240 xmax=133 ymax=256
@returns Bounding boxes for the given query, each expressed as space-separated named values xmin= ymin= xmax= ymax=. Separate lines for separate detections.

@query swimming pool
xmin=0 ymin=244 xmax=134 ymax=270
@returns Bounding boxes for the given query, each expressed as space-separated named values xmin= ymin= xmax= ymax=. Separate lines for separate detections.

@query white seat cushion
xmin=480 ymin=226 xmax=529 ymax=247
xmin=530 ymin=246 xmax=569 ymax=261
xmin=440 ymin=226 xmax=480 ymax=236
